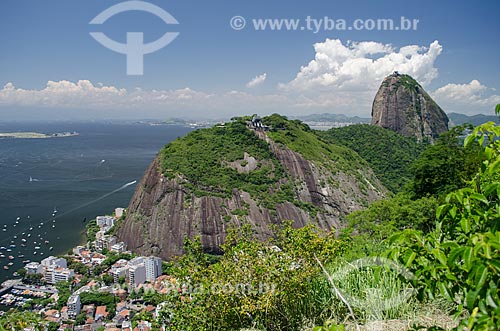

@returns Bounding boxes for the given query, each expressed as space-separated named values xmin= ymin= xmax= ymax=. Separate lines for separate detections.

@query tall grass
xmin=305 ymin=259 xmax=419 ymax=325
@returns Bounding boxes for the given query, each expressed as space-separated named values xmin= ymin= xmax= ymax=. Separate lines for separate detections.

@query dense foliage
xmin=159 ymin=223 xmax=346 ymax=330
xmin=160 ymin=119 xmax=294 ymax=208
xmin=263 ymin=114 xmax=368 ymax=175
xmin=319 ymin=124 xmax=424 ymax=192
xmin=387 ymin=118 xmax=500 ymax=330
xmin=408 ymin=125 xmax=481 ymax=198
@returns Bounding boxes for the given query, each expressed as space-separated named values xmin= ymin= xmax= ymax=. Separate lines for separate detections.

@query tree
xmin=102 ymin=273 xmax=114 ymax=285
xmin=75 ymin=312 xmax=87 ymax=325
xmin=47 ymin=321 xmax=59 ymax=331
xmin=409 ymin=125 xmax=481 ymax=198
xmin=387 ymin=113 xmax=500 ymax=330
xmin=16 ymin=268 xmax=27 ymax=278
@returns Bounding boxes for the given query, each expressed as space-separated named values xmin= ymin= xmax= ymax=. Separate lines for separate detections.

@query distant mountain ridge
xmin=447 ymin=112 xmax=500 ymax=126
xmin=294 ymin=113 xmax=370 ymax=123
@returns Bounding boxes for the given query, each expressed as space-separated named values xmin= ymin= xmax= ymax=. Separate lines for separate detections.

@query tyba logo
xmin=89 ymin=1 xmax=179 ymax=75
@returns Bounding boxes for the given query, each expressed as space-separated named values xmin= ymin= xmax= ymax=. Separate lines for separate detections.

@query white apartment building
xmin=128 ymin=264 xmax=146 ymax=289
xmin=45 ymin=267 xmax=74 ymax=284
xmin=41 ymin=256 xmax=67 ymax=269
xmin=67 ymin=294 xmax=81 ymax=318
xmin=144 ymin=256 xmax=162 ymax=282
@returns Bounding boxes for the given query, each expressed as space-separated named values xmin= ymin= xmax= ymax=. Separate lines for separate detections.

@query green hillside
xmin=319 ymin=124 xmax=426 ymax=193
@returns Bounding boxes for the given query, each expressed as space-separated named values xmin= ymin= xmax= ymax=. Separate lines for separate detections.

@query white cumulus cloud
xmin=246 ymin=73 xmax=267 ymax=88
xmin=281 ymin=39 xmax=442 ymax=91
xmin=432 ymin=80 xmax=500 ymax=114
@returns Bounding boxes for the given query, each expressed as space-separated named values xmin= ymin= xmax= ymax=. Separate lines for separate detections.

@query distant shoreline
xmin=0 ymin=132 xmax=79 ymax=139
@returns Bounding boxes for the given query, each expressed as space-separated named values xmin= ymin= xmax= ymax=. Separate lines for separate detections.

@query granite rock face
xmin=116 ymin=126 xmax=387 ymax=260
xmin=371 ymin=73 xmax=449 ymax=142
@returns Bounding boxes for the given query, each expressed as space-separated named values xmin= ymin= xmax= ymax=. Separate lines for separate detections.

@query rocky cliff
xmin=371 ymin=73 xmax=449 ymax=142
xmin=116 ymin=115 xmax=387 ymax=260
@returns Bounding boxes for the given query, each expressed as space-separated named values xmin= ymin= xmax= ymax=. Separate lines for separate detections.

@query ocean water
xmin=0 ymin=122 xmax=192 ymax=282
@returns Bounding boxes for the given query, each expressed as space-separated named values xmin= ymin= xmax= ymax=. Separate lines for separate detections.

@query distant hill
xmin=294 ymin=113 xmax=370 ymax=123
xmin=447 ymin=112 xmax=500 ymax=127
xmin=319 ymin=124 xmax=426 ymax=193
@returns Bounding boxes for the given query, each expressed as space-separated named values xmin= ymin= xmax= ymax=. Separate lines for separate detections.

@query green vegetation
xmin=408 ymin=125 xmax=481 ymax=198
xmin=80 ymin=291 xmax=117 ymax=317
xmin=85 ymin=219 xmax=100 ymax=242
xmin=160 ymin=223 xmax=346 ymax=330
xmin=386 ymin=118 xmax=500 ymax=330
xmin=160 ymin=115 xmax=378 ymax=213
xmin=160 ymin=119 xmax=291 ymax=206
xmin=263 ymin=114 xmax=367 ymax=174
xmin=319 ymin=124 xmax=425 ymax=193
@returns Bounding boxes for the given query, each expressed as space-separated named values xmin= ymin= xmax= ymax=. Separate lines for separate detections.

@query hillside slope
xmin=319 ymin=124 xmax=426 ymax=193
xmin=116 ymin=115 xmax=387 ymax=259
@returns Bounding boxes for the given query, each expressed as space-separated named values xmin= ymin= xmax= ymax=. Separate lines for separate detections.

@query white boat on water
xmin=16 ymin=217 xmax=20 ymax=221
xmin=52 ymin=225 xmax=56 ymax=228
xmin=49 ymin=247 xmax=53 ymax=251
xmin=34 ymin=246 xmax=40 ymax=250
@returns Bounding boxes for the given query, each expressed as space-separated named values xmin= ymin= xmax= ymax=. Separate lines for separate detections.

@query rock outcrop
xmin=371 ymin=72 xmax=449 ymax=142
xmin=116 ymin=117 xmax=387 ymax=260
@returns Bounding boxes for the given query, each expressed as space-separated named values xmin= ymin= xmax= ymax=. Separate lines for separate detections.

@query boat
xmin=2 ymin=229 xmax=6 ymax=232
xmin=20 ymin=244 xmax=26 ymax=247
xmin=40 ymin=252 xmax=44 ymax=256
xmin=3 ymin=266 xmax=8 ymax=270
xmin=17 ymin=255 xmax=24 ymax=258
xmin=29 ymin=227 xmax=33 ymax=231
xmin=13 ymin=236 xmax=17 ymax=239
xmin=49 ymin=247 xmax=53 ymax=251
xmin=21 ymin=239 xmax=26 ymax=243
xmin=16 ymin=217 xmax=20 ymax=221
xmin=0 ymin=247 xmax=5 ymax=250
xmin=44 ymin=240 xmax=49 ymax=244
xmin=53 ymin=207 xmax=57 ymax=213
xmin=33 ymin=252 xmax=37 ymax=255
xmin=9 ymin=245 xmax=15 ymax=248
xmin=52 ymin=225 xmax=56 ymax=228
xmin=8 ymin=256 xmax=14 ymax=260
xmin=34 ymin=247 xmax=40 ymax=250
xmin=22 ymin=260 xmax=30 ymax=263
xmin=6 ymin=249 xmax=11 ymax=252
xmin=0 ymin=255 xmax=4 ymax=258
xmin=7 ymin=262 xmax=13 ymax=266
xmin=40 ymin=222 xmax=44 ymax=226
xmin=27 ymin=234 xmax=31 ymax=238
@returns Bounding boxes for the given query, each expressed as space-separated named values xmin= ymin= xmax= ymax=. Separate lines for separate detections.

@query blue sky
xmin=0 ymin=0 xmax=499 ymax=120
